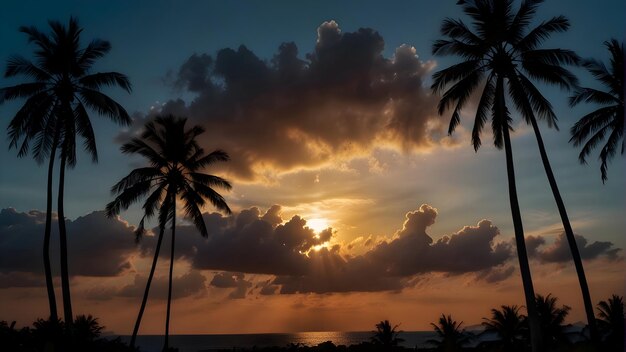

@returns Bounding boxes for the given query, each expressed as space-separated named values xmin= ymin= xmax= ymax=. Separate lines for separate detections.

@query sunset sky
xmin=0 ymin=1 xmax=624 ymax=335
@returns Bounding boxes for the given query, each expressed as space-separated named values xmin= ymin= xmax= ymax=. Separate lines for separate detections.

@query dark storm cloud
xmin=141 ymin=204 xmax=516 ymax=294
xmin=118 ymin=21 xmax=442 ymax=181
xmin=9 ymin=206 xmax=617 ymax=295
xmin=0 ymin=272 xmax=45 ymax=288
xmin=526 ymin=233 xmax=620 ymax=263
xmin=209 ymin=272 xmax=253 ymax=299
xmin=270 ymin=205 xmax=513 ymax=294
xmin=0 ymin=208 xmax=137 ymax=278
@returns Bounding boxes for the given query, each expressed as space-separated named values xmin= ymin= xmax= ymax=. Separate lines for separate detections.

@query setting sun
xmin=306 ymin=218 xmax=330 ymax=233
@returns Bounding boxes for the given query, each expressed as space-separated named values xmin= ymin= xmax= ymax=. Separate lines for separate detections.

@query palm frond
xmin=76 ymin=39 xmax=111 ymax=73
xmin=431 ymin=59 xmax=482 ymax=94
xmin=121 ymin=138 xmax=167 ymax=166
xmin=432 ymin=39 xmax=485 ymax=59
xmin=517 ymin=72 xmax=557 ymax=127
xmin=516 ymin=16 xmax=570 ymax=52
xmin=78 ymin=89 xmax=131 ymax=125
xmin=193 ymin=182 xmax=232 ymax=215
xmin=569 ymin=88 xmax=620 ymax=106
xmin=106 ymin=179 xmax=154 ymax=216
xmin=111 ymin=167 xmax=162 ymax=195
xmin=440 ymin=18 xmax=482 ymax=45
xmin=180 ymin=184 xmax=208 ymax=237
xmin=79 ymin=72 xmax=131 ymax=92
xmin=508 ymin=0 xmax=543 ymax=44
xmin=521 ymin=49 xmax=580 ymax=67
xmin=570 ymin=106 xmax=618 ymax=146
xmin=188 ymin=149 xmax=231 ymax=170
xmin=4 ymin=56 xmax=52 ymax=81
xmin=599 ymin=125 xmax=622 ymax=182
xmin=471 ymin=74 xmax=495 ymax=151
xmin=0 ymin=83 xmax=49 ymax=103
xmin=189 ymin=173 xmax=232 ymax=191
xmin=521 ymin=61 xmax=578 ymax=89
xmin=438 ymin=68 xmax=484 ymax=116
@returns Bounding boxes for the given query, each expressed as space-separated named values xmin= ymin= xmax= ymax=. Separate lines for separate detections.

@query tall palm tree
xmin=535 ymin=294 xmax=571 ymax=349
xmin=371 ymin=320 xmax=404 ymax=347
xmin=570 ymin=39 xmax=624 ymax=183
xmin=106 ymin=115 xmax=232 ymax=350
xmin=0 ymin=17 xmax=131 ymax=324
xmin=481 ymin=305 xmax=527 ymax=351
xmin=427 ymin=314 xmax=472 ymax=352
xmin=430 ymin=0 xmax=595 ymax=347
xmin=596 ymin=295 xmax=624 ymax=350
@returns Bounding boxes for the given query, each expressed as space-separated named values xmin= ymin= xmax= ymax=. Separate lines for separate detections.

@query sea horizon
xmin=113 ymin=331 xmax=443 ymax=352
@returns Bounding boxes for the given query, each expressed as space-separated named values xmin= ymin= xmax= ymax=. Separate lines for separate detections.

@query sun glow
xmin=306 ymin=218 xmax=330 ymax=233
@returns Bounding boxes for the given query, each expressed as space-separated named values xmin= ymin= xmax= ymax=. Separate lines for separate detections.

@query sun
xmin=306 ymin=218 xmax=330 ymax=233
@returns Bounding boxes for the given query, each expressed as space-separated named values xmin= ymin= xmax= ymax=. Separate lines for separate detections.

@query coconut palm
xmin=596 ymin=295 xmax=624 ymax=350
xmin=106 ymin=115 xmax=232 ymax=350
xmin=371 ymin=320 xmax=404 ymax=347
xmin=535 ymin=294 xmax=571 ymax=349
xmin=0 ymin=17 xmax=131 ymax=324
xmin=430 ymin=1 xmax=598 ymax=348
xmin=570 ymin=39 xmax=624 ymax=183
xmin=481 ymin=305 xmax=527 ymax=351
xmin=427 ymin=314 xmax=472 ymax=352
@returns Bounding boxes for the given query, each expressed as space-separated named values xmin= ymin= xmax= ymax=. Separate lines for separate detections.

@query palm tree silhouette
xmin=427 ymin=314 xmax=471 ymax=352
xmin=570 ymin=39 xmax=624 ymax=183
xmin=430 ymin=1 xmax=596 ymax=347
xmin=0 ymin=17 xmax=131 ymax=324
xmin=371 ymin=320 xmax=404 ymax=347
xmin=106 ymin=115 xmax=232 ymax=351
xmin=596 ymin=295 xmax=624 ymax=350
xmin=535 ymin=294 xmax=571 ymax=349
xmin=481 ymin=305 xmax=527 ymax=351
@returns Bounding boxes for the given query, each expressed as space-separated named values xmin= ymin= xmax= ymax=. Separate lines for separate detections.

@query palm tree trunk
xmin=43 ymin=129 xmax=60 ymax=321
xmin=529 ymin=115 xmax=599 ymax=343
xmin=496 ymin=77 xmax=542 ymax=352
xmin=129 ymin=225 xmax=165 ymax=348
xmin=164 ymin=197 xmax=176 ymax=351
xmin=57 ymin=151 xmax=73 ymax=325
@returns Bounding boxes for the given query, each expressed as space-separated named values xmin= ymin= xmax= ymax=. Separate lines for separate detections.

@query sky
xmin=0 ymin=0 xmax=624 ymax=335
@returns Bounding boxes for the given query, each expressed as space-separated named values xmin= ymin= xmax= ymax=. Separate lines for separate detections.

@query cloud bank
xmin=1 ymin=206 xmax=619 ymax=297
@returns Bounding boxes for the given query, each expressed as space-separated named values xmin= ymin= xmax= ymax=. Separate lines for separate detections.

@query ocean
xmin=116 ymin=331 xmax=440 ymax=352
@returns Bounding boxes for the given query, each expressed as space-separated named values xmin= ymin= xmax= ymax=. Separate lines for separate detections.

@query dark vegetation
xmin=1 ymin=294 xmax=623 ymax=352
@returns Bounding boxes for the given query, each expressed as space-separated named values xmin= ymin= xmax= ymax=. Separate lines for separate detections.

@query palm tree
xmin=427 ymin=314 xmax=472 ymax=352
xmin=72 ymin=314 xmax=103 ymax=343
xmin=371 ymin=320 xmax=404 ymax=347
xmin=106 ymin=115 xmax=232 ymax=351
xmin=596 ymin=295 xmax=624 ymax=350
xmin=481 ymin=305 xmax=527 ymax=351
xmin=570 ymin=39 xmax=624 ymax=183
xmin=0 ymin=17 xmax=131 ymax=324
xmin=430 ymin=1 xmax=596 ymax=348
xmin=535 ymin=294 xmax=571 ymax=349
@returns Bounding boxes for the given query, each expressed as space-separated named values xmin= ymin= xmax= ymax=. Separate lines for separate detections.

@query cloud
xmin=0 ymin=272 xmax=45 ymax=288
xmin=87 ymin=270 xmax=207 ymax=301
xmin=118 ymin=21 xmax=442 ymax=182
xmin=271 ymin=205 xmax=514 ymax=293
xmin=0 ymin=208 xmax=137 ymax=278
xmin=209 ymin=272 xmax=253 ymax=299
xmin=527 ymin=233 xmax=621 ymax=263
xmin=140 ymin=204 xmax=516 ymax=294
xmin=9 ymin=205 xmax=616 ymax=295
